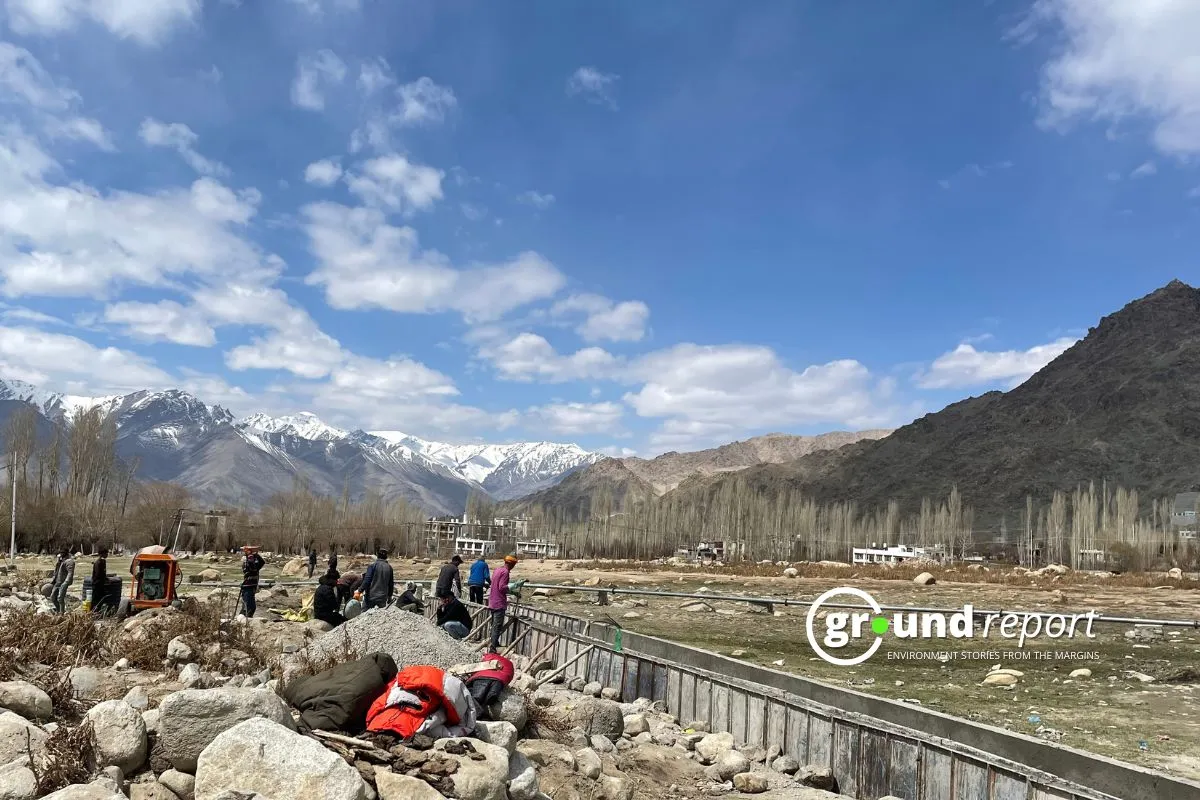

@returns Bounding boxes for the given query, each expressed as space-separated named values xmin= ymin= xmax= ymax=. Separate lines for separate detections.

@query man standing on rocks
xmin=467 ymin=554 xmax=490 ymax=605
xmin=91 ymin=548 xmax=110 ymax=615
xmin=435 ymin=554 xmax=463 ymax=599
xmin=240 ymin=545 xmax=265 ymax=618
xmin=486 ymin=554 xmax=518 ymax=653
xmin=51 ymin=548 xmax=75 ymax=613
xmin=361 ymin=549 xmax=394 ymax=611
xmin=306 ymin=548 xmax=317 ymax=579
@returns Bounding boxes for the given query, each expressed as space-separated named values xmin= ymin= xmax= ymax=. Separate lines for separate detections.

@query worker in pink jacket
xmin=486 ymin=554 xmax=519 ymax=653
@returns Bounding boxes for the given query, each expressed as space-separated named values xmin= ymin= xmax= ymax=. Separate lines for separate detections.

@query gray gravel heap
xmin=305 ymin=606 xmax=478 ymax=670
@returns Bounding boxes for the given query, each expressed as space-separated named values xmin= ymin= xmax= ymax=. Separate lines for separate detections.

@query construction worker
xmin=486 ymin=554 xmax=519 ymax=653
xmin=313 ymin=573 xmax=345 ymax=628
xmin=240 ymin=545 xmax=265 ymax=618
xmin=50 ymin=548 xmax=75 ymax=614
xmin=91 ymin=548 xmax=110 ymax=615
xmin=306 ymin=548 xmax=317 ymax=579
xmin=436 ymin=593 xmax=472 ymax=639
xmin=361 ymin=549 xmax=394 ymax=610
xmin=467 ymin=554 xmax=490 ymax=604
xmin=435 ymin=554 xmax=463 ymax=599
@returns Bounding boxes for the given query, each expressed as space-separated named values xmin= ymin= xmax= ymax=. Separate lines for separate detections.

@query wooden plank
xmin=667 ymin=666 xmax=682 ymax=716
xmin=889 ymin=738 xmax=920 ymax=800
xmin=730 ymin=689 xmax=747 ymax=744
xmin=920 ymin=748 xmax=953 ymax=800
xmin=712 ymin=682 xmax=731 ymax=735
xmin=607 ymin=651 xmax=624 ymax=695
xmin=858 ymin=730 xmax=891 ymax=800
xmin=679 ymin=672 xmax=696 ymax=724
xmin=588 ymin=647 xmax=607 ymax=686
xmin=695 ymin=678 xmax=712 ymax=728
xmin=745 ymin=696 xmax=766 ymax=749
xmin=652 ymin=663 xmax=669 ymax=704
xmin=1030 ymin=788 xmax=1075 ymax=800
xmin=992 ymin=769 xmax=1030 ymax=800
xmin=808 ymin=716 xmax=833 ymax=769
xmin=637 ymin=657 xmax=655 ymax=700
xmin=621 ymin=657 xmax=639 ymax=702
xmin=953 ymin=759 xmax=989 ymax=800
xmin=766 ymin=701 xmax=787 ymax=756
xmin=832 ymin=721 xmax=859 ymax=798
xmin=785 ymin=707 xmax=809 ymax=763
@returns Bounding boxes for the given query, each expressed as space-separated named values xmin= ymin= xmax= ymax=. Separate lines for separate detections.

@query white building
xmin=517 ymin=539 xmax=561 ymax=558
xmin=851 ymin=543 xmax=946 ymax=566
xmin=455 ymin=536 xmax=498 ymax=557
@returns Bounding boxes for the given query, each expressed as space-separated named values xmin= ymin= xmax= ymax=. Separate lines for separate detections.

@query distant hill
xmin=500 ymin=430 xmax=891 ymax=516
xmin=673 ymin=279 xmax=1200 ymax=522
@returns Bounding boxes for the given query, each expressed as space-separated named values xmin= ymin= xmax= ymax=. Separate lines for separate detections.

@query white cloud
xmin=291 ymin=50 xmax=347 ymax=111
xmin=598 ymin=445 xmax=637 ymax=458
xmin=44 ymin=115 xmax=114 ymax=150
xmin=139 ymin=118 xmax=228 ymax=176
xmin=567 ymin=66 xmax=619 ymax=109
xmin=916 ymin=337 xmax=1077 ymax=389
xmin=322 ymin=354 xmax=457 ymax=400
xmin=1030 ymin=0 xmax=1200 ymax=155
xmin=304 ymin=158 xmax=342 ymax=186
xmin=395 ymin=77 xmax=457 ymax=126
xmin=481 ymin=333 xmax=620 ymax=383
xmin=517 ymin=190 xmax=555 ymax=209
xmin=345 ymin=155 xmax=444 ymax=212
xmin=3 ymin=0 xmax=201 ymax=45
xmin=288 ymin=0 xmax=360 ymax=13
xmin=302 ymin=202 xmax=565 ymax=321
xmin=103 ymin=299 xmax=216 ymax=346
xmin=551 ymin=293 xmax=649 ymax=342
xmin=0 ymin=130 xmax=277 ymax=299
xmin=0 ymin=324 xmax=172 ymax=392
xmin=225 ymin=320 xmax=345 ymax=380
xmin=528 ymin=401 xmax=623 ymax=435
xmin=938 ymin=160 xmax=1013 ymax=189
xmin=358 ymin=58 xmax=393 ymax=95
xmin=0 ymin=43 xmax=113 ymax=150
xmin=1130 ymin=160 xmax=1157 ymax=179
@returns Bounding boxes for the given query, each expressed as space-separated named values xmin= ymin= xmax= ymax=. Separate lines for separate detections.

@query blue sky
xmin=0 ymin=0 xmax=1197 ymax=455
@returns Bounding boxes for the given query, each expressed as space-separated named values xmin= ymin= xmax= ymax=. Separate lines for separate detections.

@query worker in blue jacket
xmin=467 ymin=554 xmax=491 ymax=605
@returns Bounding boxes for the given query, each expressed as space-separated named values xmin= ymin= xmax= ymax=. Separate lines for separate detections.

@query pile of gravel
xmin=305 ymin=606 xmax=477 ymax=670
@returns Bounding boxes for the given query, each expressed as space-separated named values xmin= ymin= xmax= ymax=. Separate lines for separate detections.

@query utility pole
xmin=6 ymin=464 xmax=15 ymax=565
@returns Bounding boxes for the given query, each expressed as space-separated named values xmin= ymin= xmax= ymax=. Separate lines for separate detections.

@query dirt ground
xmin=14 ymin=553 xmax=1200 ymax=783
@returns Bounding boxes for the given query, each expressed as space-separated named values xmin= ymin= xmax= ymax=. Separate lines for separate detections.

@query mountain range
xmin=0 ymin=380 xmax=603 ymax=514
xmin=513 ymin=280 xmax=1200 ymax=526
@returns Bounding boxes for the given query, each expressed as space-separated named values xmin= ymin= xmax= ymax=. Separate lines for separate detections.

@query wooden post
xmin=521 ymin=633 xmax=561 ymax=671
xmin=533 ymin=645 xmax=595 ymax=689
xmin=500 ymin=623 xmax=534 ymax=658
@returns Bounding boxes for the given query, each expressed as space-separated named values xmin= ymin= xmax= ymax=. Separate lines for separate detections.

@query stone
xmin=982 ymin=673 xmax=1018 ymax=687
xmin=488 ymin=689 xmax=527 ymax=731
xmin=373 ymin=770 xmax=444 ymax=800
xmin=142 ymin=709 xmax=161 ymax=733
xmin=771 ymin=755 xmax=800 ymax=774
xmin=40 ymin=786 xmax=125 ymax=800
xmin=913 ymin=572 xmax=936 ymax=586
xmin=595 ymin=774 xmax=633 ymax=800
xmin=130 ymin=785 xmax=181 ymax=800
xmin=506 ymin=751 xmax=539 ymax=800
xmin=798 ymin=766 xmax=838 ymax=792
xmin=87 ymin=700 xmax=149 ymax=774
xmin=590 ymin=735 xmax=615 ymax=753
xmin=680 ymin=602 xmax=713 ymax=613
xmin=124 ymin=686 xmax=150 ymax=711
xmin=304 ymin=620 xmax=332 ymax=634
xmin=1069 ymin=668 xmax=1092 ymax=679
xmin=621 ymin=611 xmax=642 ymax=620
xmin=158 ymin=687 xmax=296 ymax=773
xmin=0 ymin=711 xmax=46 ymax=768
xmin=566 ymin=698 xmax=624 ymax=739
xmin=167 ymin=637 xmax=194 ymax=662
xmin=158 ymin=770 xmax=196 ymax=800
xmin=600 ymin=687 xmax=620 ymax=701
xmin=432 ymin=738 xmax=510 ymax=800
xmin=622 ymin=713 xmax=649 ymax=736
xmin=68 ymin=667 xmax=104 ymax=700
xmin=739 ymin=745 xmax=767 ymax=763
xmin=517 ymin=740 xmax=575 ymax=771
xmin=474 ymin=721 xmax=519 ymax=755
xmin=712 ymin=751 xmax=750 ymax=781
xmin=0 ymin=761 xmax=37 ymax=800
xmin=575 ymin=747 xmax=602 ymax=779
xmin=1168 ymin=567 xmax=1183 ymax=580
xmin=782 ymin=568 xmax=799 ymax=578
xmin=194 ymin=717 xmax=366 ymax=800
xmin=695 ymin=731 xmax=735 ymax=764
xmin=732 ymin=773 xmax=768 ymax=793
xmin=0 ymin=681 xmax=52 ymax=721
xmin=179 ymin=664 xmax=203 ymax=689
xmin=197 ymin=569 xmax=222 ymax=583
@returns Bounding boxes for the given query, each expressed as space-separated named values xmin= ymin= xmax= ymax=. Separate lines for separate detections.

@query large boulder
xmin=157 ymin=769 xmax=195 ymax=800
xmin=488 ymin=689 xmax=527 ymax=731
xmin=197 ymin=570 xmax=221 ymax=583
xmin=0 ymin=681 xmax=52 ymax=721
xmin=0 ymin=711 xmax=46 ymax=768
xmin=129 ymin=785 xmax=182 ymax=800
xmin=193 ymin=717 xmax=366 ymax=800
xmin=0 ymin=761 xmax=37 ymax=800
xmin=506 ymin=751 xmax=539 ymax=800
xmin=575 ymin=747 xmax=602 ymax=780
xmin=40 ymin=786 xmax=125 ymax=800
xmin=711 ymin=750 xmax=750 ymax=781
xmin=158 ymin=688 xmax=296 ymax=773
xmin=280 ymin=559 xmax=307 ymax=577
xmin=473 ymin=721 xmax=518 ymax=755
xmin=695 ymin=731 xmax=735 ymax=764
xmin=564 ymin=698 xmax=624 ymax=739
xmin=432 ymin=738 xmax=510 ymax=800
xmin=373 ymin=771 xmax=444 ymax=800
xmin=68 ymin=667 xmax=104 ymax=700
xmin=86 ymin=700 xmax=148 ymax=774
xmin=913 ymin=572 xmax=936 ymax=586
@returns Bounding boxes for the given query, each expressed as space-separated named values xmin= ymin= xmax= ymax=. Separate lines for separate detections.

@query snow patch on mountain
xmin=0 ymin=378 xmax=123 ymax=420
xmin=240 ymin=411 xmax=348 ymax=442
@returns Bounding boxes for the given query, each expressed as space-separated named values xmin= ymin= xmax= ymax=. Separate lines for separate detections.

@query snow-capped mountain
xmin=0 ymin=379 xmax=603 ymax=513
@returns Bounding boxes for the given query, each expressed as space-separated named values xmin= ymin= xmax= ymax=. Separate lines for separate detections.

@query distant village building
xmin=851 ymin=543 xmax=947 ymax=566
xmin=516 ymin=538 xmax=561 ymax=559
xmin=1171 ymin=492 xmax=1199 ymax=533
xmin=425 ymin=514 xmax=531 ymax=558
xmin=676 ymin=540 xmax=731 ymax=564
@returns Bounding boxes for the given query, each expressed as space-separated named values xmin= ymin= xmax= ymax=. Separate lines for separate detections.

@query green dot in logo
xmin=871 ymin=616 xmax=889 ymax=635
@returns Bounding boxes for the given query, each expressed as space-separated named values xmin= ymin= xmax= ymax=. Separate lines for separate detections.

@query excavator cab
xmin=118 ymin=549 xmax=183 ymax=619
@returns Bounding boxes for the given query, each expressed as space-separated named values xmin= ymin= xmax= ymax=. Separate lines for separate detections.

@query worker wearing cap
xmin=435 ymin=554 xmax=463 ymax=599
xmin=240 ymin=546 xmax=265 ymax=618
xmin=486 ymin=554 xmax=519 ymax=653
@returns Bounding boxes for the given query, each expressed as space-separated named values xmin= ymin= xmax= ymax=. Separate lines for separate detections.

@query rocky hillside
xmin=676 ymin=280 xmax=1200 ymax=522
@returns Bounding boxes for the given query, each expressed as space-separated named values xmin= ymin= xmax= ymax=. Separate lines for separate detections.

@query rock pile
xmin=299 ymin=606 xmax=477 ymax=673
